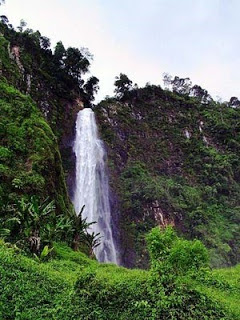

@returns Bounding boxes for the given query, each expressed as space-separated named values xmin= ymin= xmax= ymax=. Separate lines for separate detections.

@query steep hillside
xmin=95 ymin=85 xmax=240 ymax=268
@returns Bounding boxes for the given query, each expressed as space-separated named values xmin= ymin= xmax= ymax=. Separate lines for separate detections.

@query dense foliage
xmin=0 ymin=81 xmax=70 ymax=213
xmin=0 ymin=228 xmax=239 ymax=319
xmin=96 ymin=81 xmax=240 ymax=268
xmin=0 ymin=16 xmax=101 ymax=242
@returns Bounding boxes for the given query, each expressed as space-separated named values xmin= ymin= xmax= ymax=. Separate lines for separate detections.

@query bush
xmin=146 ymin=225 xmax=177 ymax=262
xmin=146 ymin=226 xmax=209 ymax=274
xmin=168 ymin=238 xmax=209 ymax=274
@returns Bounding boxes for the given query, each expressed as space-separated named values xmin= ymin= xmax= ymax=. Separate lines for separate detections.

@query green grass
xmin=201 ymin=265 xmax=240 ymax=318
xmin=0 ymin=241 xmax=239 ymax=319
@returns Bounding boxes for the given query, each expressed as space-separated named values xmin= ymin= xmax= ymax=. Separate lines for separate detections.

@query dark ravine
xmin=58 ymin=99 xmax=84 ymax=200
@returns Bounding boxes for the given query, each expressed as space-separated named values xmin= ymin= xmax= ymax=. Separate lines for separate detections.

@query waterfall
xmin=72 ymin=108 xmax=118 ymax=264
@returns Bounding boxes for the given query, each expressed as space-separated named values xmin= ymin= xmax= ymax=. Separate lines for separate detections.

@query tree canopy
xmin=114 ymin=73 xmax=133 ymax=98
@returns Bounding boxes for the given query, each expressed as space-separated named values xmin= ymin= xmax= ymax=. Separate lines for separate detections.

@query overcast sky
xmin=1 ymin=0 xmax=240 ymax=102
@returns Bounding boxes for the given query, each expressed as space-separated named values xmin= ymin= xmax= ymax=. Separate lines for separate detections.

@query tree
xmin=84 ymin=231 xmax=101 ymax=258
xmin=190 ymin=84 xmax=212 ymax=104
xmin=13 ymin=196 xmax=55 ymax=254
xmin=163 ymin=73 xmax=213 ymax=103
xmin=146 ymin=226 xmax=177 ymax=263
xmin=163 ymin=73 xmax=172 ymax=89
xmin=228 ymin=96 xmax=240 ymax=108
xmin=40 ymin=36 xmax=51 ymax=50
xmin=114 ymin=73 xmax=133 ymax=98
xmin=54 ymin=41 xmax=66 ymax=64
xmin=163 ymin=74 xmax=192 ymax=94
xmin=0 ymin=15 xmax=8 ymax=25
xmin=70 ymin=205 xmax=101 ymax=258
xmin=80 ymin=46 xmax=93 ymax=61
xmin=71 ymin=205 xmax=94 ymax=251
xmin=171 ymin=76 xmax=192 ymax=94
xmin=65 ymin=47 xmax=90 ymax=81
xmin=83 ymin=76 xmax=99 ymax=106
xmin=71 ymin=205 xmax=87 ymax=251
xmin=146 ymin=226 xmax=209 ymax=274
xmin=17 ymin=19 xmax=27 ymax=32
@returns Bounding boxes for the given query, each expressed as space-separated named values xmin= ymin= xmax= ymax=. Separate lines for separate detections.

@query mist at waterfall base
xmin=72 ymin=108 xmax=118 ymax=264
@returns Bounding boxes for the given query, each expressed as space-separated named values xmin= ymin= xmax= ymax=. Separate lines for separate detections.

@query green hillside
xmin=96 ymin=83 xmax=240 ymax=268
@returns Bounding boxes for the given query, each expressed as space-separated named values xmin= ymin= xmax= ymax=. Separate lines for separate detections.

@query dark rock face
xmin=109 ymin=184 xmax=122 ymax=265
xmin=59 ymin=100 xmax=84 ymax=201
xmin=63 ymin=145 xmax=76 ymax=201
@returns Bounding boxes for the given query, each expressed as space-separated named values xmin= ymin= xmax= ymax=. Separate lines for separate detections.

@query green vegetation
xmin=0 ymin=73 xmax=99 ymax=260
xmin=0 ymin=80 xmax=70 ymax=214
xmin=96 ymin=81 xmax=240 ymax=268
xmin=0 ymin=227 xmax=239 ymax=319
xmin=0 ymin=13 xmax=239 ymax=319
xmin=0 ymin=18 xmax=98 ymax=188
xmin=0 ymin=194 xmax=101 ymax=262
xmin=0 ymin=18 xmax=101 ymax=256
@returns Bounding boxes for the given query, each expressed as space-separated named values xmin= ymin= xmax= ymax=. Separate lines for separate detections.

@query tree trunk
xmin=72 ymin=232 xmax=80 ymax=251
xmin=29 ymin=229 xmax=40 ymax=255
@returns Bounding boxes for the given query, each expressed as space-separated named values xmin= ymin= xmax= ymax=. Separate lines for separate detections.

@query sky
xmin=1 ymin=0 xmax=240 ymax=102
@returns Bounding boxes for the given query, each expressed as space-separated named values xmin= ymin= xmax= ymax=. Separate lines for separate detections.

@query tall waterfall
xmin=72 ymin=108 xmax=118 ymax=264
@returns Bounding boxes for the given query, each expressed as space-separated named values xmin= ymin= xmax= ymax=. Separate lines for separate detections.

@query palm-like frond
xmin=0 ymin=228 xmax=10 ymax=238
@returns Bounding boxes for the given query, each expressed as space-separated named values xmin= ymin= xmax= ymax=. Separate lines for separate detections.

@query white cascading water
xmin=72 ymin=108 xmax=118 ymax=264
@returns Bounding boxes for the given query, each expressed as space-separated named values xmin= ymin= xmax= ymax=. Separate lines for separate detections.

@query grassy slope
xmin=0 ymin=242 xmax=239 ymax=320
xmin=200 ymin=265 xmax=240 ymax=317
xmin=0 ymin=242 xmax=146 ymax=320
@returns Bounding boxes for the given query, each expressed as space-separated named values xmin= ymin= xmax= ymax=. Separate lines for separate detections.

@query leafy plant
xmin=34 ymin=245 xmax=54 ymax=262
xmin=146 ymin=226 xmax=209 ymax=274
xmin=70 ymin=205 xmax=101 ymax=257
